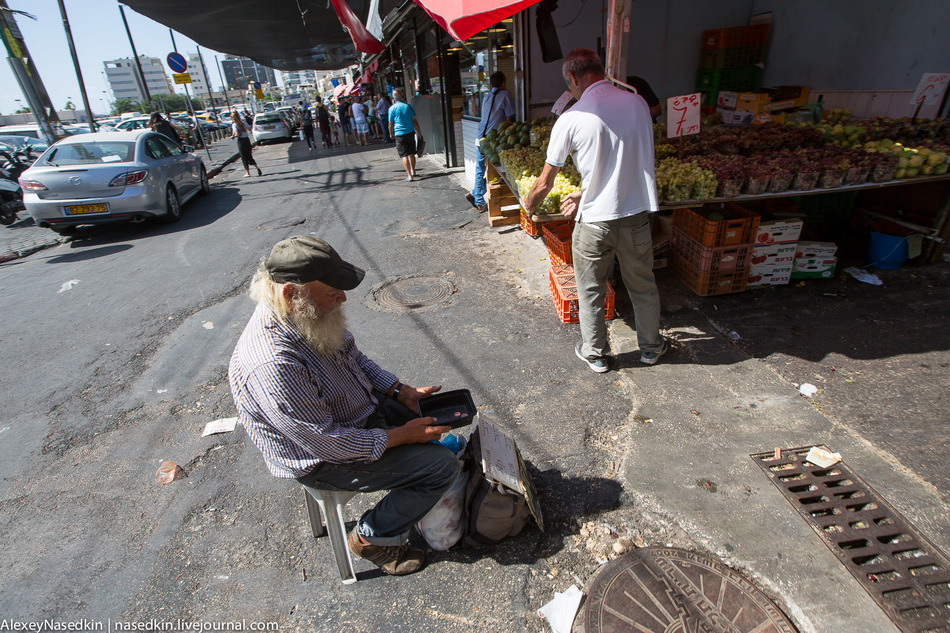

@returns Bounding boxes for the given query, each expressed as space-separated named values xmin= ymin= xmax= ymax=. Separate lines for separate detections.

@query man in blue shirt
xmin=376 ymin=93 xmax=392 ymax=143
xmin=388 ymin=88 xmax=424 ymax=181
xmin=229 ymin=236 xmax=458 ymax=575
xmin=468 ymin=72 xmax=515 ymax=211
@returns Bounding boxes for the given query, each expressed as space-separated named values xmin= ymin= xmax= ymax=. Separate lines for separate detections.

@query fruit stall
xmin=481 ymin=112 xmax=950 ymax=300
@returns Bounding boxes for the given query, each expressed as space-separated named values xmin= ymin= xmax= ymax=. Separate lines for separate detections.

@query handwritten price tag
xmin=666 ymin=93 xmax=701 ymax=138
xmin=910 ymin=73 xmax=949 ymax=106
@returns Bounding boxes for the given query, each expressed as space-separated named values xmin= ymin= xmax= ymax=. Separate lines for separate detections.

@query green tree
xmin=150 ymin=93 xmax=204 ymax=113
xmin=112 ymin=98 xmax=141 ymax=115
xmin=64 ymin=101 xmax=76 ymax=110
xmin=15 ymin=106 xmax=31 ymax=114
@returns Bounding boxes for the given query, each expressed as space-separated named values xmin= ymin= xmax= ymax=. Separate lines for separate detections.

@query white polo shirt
xmin=546 ymin=80 xmax=657 ymax=223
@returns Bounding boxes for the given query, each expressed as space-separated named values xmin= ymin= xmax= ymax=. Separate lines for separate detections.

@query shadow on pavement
xmin=45 ymin=244 xmax=133 ymax=263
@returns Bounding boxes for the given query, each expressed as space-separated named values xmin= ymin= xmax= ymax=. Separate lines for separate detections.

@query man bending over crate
xmin=524 ymin=48 xmax=669 ymax=372
xmin=229 ymin=236 xmax=458 ymax=575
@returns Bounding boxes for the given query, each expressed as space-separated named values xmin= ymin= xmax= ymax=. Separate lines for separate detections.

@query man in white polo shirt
xmin=524 ymin=48 xmax=668 ymax=372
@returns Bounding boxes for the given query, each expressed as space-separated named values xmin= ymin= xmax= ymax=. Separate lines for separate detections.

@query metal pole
xmin=605 ymin=0 xmax=631 ymax=81
xmin=216 ymin=56 xmax=233 ymax=112
xmin=196 ymin=47 xmax=219 ymax=123
xmin=57 ymin=0 xmax=96 ymax=133
xmin=169 ymin=29 xmax=211 ymax=161
xmin=119 ymin=4 xmax=151 ymax=109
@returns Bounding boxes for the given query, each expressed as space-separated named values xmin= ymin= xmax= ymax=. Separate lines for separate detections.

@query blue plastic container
xmin=868 ymin=231 xmax=909 ymax=270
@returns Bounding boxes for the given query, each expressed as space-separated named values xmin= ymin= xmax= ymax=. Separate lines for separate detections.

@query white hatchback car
xmin=19 ymin=130 xmax=208 ymax=234
xmin=252 ymin=112 xmax=292 ymax=144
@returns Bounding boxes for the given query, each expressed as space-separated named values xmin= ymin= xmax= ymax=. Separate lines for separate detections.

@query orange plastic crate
xmin=670 ymin=253 xmax=749 ymax=296
xmin=548 ymin=264 xmax=615 ymax=323
xmin=673 ymin=204 xmax=760 ymax=248
xmin=670 ymin=227 xmax=752 ymax=272
xmin=520 ymin=212 xmax=542 ymax=236
xmin=542 ymin=220 xmax=574 ymax=266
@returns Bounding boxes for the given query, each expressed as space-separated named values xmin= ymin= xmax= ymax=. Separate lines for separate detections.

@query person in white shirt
xmin=524 ymin=48 xmax=668 ymax=372
xmin=467 ymin=72 xmax=515 ymax=211
xmin=352 ymin=97 xmax=369 ymax=146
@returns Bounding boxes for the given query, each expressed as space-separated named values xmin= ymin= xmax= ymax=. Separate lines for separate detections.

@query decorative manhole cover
xmin=369 ymin=275 xmax=458 ymax=313
xmin=257 ymin=217 xmax=305 ymax=230
xmin=584 ymin=547 xmax=796 ymax=633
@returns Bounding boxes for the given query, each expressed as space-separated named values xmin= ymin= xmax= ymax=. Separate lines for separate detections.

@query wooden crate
xmin=487 ymin=181 xmax=520 ymax=227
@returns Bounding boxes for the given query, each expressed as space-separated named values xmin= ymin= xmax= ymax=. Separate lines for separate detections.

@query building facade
xmin=186 ymin=54 xmax=212 ymax=99
xmin=103 ymin=56 xmax=174 ymax=103
xmin=220 ymin=55 xmax=277 ymax=91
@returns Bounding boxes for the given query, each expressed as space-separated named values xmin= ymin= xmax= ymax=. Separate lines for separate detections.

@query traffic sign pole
xmin=169 ymin=30 xmax=211 ymax=163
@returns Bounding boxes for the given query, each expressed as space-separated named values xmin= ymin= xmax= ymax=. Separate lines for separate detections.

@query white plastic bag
xmin=417 ymin=466 xmax=469 ymax=550
xmin=298 ymin=129 xmax=305 ymax=141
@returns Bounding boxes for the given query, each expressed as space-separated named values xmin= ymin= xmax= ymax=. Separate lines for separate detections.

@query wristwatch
xmin=392 ymin=382 xmax=403 ymax=399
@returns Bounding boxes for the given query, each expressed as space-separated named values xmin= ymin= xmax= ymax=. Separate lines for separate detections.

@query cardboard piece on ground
xmin=806 ymin=446 xmax=842 ymax=468
xmin=202 ymin=417 xmax=238 ymax=437
xmin=478 ymin=417 xmax=544 ymax=531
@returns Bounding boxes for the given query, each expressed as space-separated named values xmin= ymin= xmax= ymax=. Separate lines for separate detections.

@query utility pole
xmin=119 ymin=4 xmax=151 ymax=111
xmin=196 ymin=46 xmax=219 ymax=123
xmin=169 ymin=29 xmax=211 ymax=162
xmin=57 ymin=0 xmax=96 ymax=132
xmin=216 ymin=56 xmax=233 ymax=114
xmin=0 ymin=0 xmax=62 ymax=143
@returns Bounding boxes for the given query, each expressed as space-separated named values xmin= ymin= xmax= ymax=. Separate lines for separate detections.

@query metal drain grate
xmin=752 ymin=446 xmax=950 ymax=633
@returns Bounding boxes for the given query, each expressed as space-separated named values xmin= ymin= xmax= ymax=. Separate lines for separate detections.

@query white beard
xmin=289 ymin=297 xmax=348 ymax=356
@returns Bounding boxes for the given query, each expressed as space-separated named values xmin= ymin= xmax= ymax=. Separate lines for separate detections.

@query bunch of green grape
xmin=561 ymin=156 xmax=581 ymax=186
xmin=655 ymin=158 xmax=717 ymax=202
xmin=500 ymin=147 xmax=546 ymax=178
xmin=516 ymin=172 xmax=580 ymax=214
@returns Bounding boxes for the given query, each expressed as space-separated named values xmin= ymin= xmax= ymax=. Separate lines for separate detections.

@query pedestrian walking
xmin=299 ymin=101 xmax=316 ymax=151
xmin=376 ymin=93 xmax=392 ymax=143
xmin=366 ymin=102 xmax=380 ymax=139
xmin=242 ymin=109 xmax=253 ymax=127
xmin=467 ymin=71 xmax=515 ymax=211
xmin=388 ymin=88 xmax=424 ymax=181
xmin=329 ymin=116 xmax=341 ymax=146
xmin=352 ymin=97 xmax=369 ymax=146
xmin=231 ymin=111 xmax=262 ymax=178
xmin=338 ymin=98 xmax=354 ymax=146
xmin=524 ymin=48 xmax=667 ymax=371
xmin=317 ymin=103 xmax=332 ymax=148
xmin=149 ymin=112 xmax=182 ymax=148
xmin=228 ymin=236 xmax=458 ymax=576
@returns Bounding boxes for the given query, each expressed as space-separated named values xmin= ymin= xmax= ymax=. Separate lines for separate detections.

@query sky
xmin=0 ymin=0 xmax=275 ymax=116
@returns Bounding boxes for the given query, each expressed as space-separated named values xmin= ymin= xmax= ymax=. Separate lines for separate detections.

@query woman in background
xmin=231 ymin=111 xmax=262 ymax=178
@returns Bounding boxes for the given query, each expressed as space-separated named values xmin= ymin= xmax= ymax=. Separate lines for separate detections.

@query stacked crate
xmin=696 ymin=24 xmax=768 ymax=107
xmin=670 ymin=204 xmax=760 ymax=296
xmin=548 ymin=264 xmax=615 ymax=324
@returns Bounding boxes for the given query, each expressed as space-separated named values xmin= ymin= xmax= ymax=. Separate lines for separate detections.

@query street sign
xmin=253 ymin=81 xmax=261 ymax=90
xmin=173 ymin=72 xmax=192 ymax=85
xmin=166 ymin=52 xmax=187 ymax=73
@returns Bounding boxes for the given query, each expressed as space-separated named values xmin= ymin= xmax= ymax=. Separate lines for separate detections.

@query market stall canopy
xmin=332 ymin=84 xmax=348 ymax=97
xmin=328 ymin=0 xmax=385 ymax=54
xmin=121 ymin=0 xmax=377 ymax=71
xmin=411 ymin=0 xmax=542 ymax=42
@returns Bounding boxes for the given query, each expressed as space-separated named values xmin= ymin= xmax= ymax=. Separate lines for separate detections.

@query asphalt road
xmin=0 ymin=139 xmax=633 ymax=631
xmin=2 ymin=136 xmax=949 ymax=633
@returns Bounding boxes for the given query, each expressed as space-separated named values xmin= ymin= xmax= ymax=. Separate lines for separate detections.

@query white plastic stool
xmin=302 ymin=485 xmax=359 ymax=584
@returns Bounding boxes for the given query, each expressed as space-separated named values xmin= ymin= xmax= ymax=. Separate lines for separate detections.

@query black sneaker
xmin=575 ymin=342 xmax=609 ymax=373
xmin=640 ymin=337 xmax=670 ymax=366
xmin=347 ymin=528 xmax=425 ymax=576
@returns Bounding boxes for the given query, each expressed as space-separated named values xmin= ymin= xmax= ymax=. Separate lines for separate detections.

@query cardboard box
xmin=765 ymin=86 xmax=810 ymax=112
xmin=756 ymin=219 xmax=804 ymax=245
xmin=748 ymin=263 xmax=792 ymax=287
xmin=793 ymin=257 xmax=837 ymax=272
xmin=749 ymin=242 xmax=797 ymax=267
xmin=736 ymin=93 xmax=770 ymax=114
xmin=796 ymin=241 xmax=837 ymax=259
xmin=717 ymin=91 xmax=738 ymax=109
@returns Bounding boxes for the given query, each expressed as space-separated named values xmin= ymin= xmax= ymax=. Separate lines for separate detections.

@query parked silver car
xmin=252 ymin=112 xmax=292 ymax=144
xmin=18 ymin=130 xmax=209 ymax=235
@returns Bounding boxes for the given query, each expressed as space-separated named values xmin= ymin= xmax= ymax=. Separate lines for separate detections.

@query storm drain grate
xmin=752 ymin=446 xmax=950 ymax=633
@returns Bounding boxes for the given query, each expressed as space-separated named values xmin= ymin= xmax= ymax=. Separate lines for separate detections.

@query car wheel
xmin=198 ymin=166 xmax=210 ymax=195
xmin=161 ymin=186 xmax=181 ymax=223
xmin=0 ymin=212 xmax=15 ymax=226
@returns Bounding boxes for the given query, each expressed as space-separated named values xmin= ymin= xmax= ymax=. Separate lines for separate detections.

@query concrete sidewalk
xmin=0 ymin=135 xmax=239 ymax=263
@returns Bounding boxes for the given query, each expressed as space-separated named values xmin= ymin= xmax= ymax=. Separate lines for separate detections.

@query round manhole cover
xmin=585 ymin=548 xmax=796 ymax=633
xmin=258 ymin=217 xmax=305 ymax=230
xmin=369 ymin=275 xmax=458 ymax=313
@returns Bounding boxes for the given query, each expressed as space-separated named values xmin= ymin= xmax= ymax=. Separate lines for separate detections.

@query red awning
xmin=345 ymin=83 xmax=362 ymax=96
xmin=332 ymin=84 xmax=348 ymax=98
xmin=411 ymin=0 xmax=541 ymax=42
xmin=329 ymin=0 xmax=385 ymax=54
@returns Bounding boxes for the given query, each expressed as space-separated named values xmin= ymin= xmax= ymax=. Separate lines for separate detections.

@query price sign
xmin=551 ymin=90 xmax=574 ymax=116
xmin=666 ymin=93 xmax=701 ymax=138
xmin=910 ymin=73 xmax=949 ymax=106
xmin=172 ymin=72 xmax=192 ymax=85
xmin=478 ymin=418 xmax=520 ymax=491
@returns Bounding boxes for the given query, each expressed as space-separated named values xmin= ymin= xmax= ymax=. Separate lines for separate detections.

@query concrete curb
xmin=208 ymin=152 xmax=240 ymax=179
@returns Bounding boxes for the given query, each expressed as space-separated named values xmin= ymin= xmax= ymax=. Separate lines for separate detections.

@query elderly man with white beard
xmin=228 ymin=236 xmax=459 ymax=576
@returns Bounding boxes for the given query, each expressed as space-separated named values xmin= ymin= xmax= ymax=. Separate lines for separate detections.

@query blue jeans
xmin=573 ymin=213 xmax=662 ymax=359
xmin=297 ymin=393 xmax=460 ymax=546
xmin=472 ymin=144 xmax=487 ymax=206
xmin=380 ymin=114 xmax=391 ymax=143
